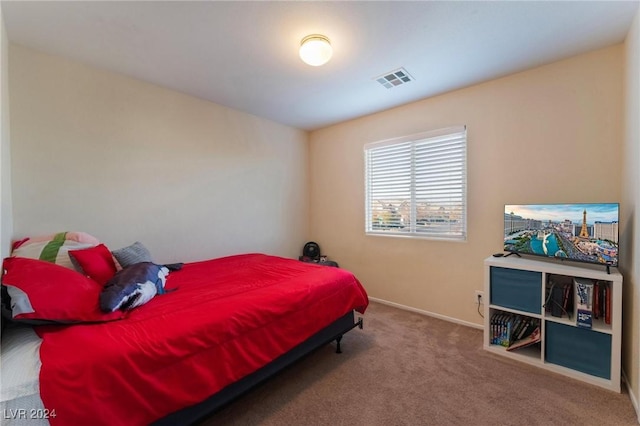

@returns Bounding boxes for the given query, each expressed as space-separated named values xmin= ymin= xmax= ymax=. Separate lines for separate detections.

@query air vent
xmin=374 ymin=67 xmax=414 ymax=89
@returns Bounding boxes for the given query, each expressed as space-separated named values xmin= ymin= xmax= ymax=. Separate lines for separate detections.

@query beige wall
xmin=309 ymin=45 xmax=623 ymax=326
xmin=9 ymin=45 xmax=309 ymax=263
xmin=622 ymin=7 xmax=640 ymax=419
xmin=0 ymin=7 xmax=12 ymax=260
xmin=6 ymin=23 xmax=637 ymax=418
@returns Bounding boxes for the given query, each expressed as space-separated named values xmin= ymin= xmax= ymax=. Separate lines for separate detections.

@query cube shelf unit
xmin=483 ymin=255 xmax=622 ymax=392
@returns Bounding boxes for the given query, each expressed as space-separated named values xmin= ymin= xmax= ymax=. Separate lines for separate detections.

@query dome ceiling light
xmin=299 ymin=34 xmax=333 ymax=67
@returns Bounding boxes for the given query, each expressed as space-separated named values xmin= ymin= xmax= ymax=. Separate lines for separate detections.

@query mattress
xmin=0 ymin=325 xmax=48 ymax=426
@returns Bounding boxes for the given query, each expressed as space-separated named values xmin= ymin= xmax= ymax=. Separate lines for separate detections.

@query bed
xmin=1 ymin=247 xmax=369 ymax=426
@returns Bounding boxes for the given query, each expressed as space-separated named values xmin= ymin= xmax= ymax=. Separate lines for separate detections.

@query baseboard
xmin=368 ymin=297 xmax=483 ymax=330
xmin=622 ymin=368 xmax=640 ymax=424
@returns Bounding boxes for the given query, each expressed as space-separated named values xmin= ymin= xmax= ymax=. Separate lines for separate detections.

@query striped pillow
xmin=11 ymin=232 xmax=99 ymax=270
xmin=111 ymin=241 xmax=153 ymax=268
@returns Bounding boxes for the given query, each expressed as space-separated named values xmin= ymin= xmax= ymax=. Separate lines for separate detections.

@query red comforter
xmin=36 ymin=254 xmax=368 ymax=426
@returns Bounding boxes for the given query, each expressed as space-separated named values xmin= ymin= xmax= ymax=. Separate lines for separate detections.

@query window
xmin=364 ymin=126 xmax=467 ymax=241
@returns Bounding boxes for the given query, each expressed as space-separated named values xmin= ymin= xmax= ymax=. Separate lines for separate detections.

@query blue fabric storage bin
xmin=545 ymin=322 xmax=611 ymax=379
xmin=490 ymin=267 xmax=542 ymax=314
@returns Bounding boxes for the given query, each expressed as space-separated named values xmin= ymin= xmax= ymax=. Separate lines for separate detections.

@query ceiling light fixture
xmin=299 ymin=34 xmax=333 ymax=66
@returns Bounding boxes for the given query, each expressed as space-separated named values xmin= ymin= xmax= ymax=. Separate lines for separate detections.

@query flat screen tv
xmin=504 ymin=203 xmax=619 ymax=268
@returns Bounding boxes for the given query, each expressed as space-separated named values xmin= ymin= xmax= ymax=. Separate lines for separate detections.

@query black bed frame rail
xmin=152 ymin=311 xmax=364 ymax=426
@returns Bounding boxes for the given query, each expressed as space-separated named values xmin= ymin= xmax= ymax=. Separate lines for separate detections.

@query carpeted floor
xmin=199 ymin=302 xmax=638 ymax=426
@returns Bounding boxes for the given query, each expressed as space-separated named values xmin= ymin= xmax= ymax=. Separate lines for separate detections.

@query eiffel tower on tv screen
xmin=579 ymin=209 xmax=590 ymax=238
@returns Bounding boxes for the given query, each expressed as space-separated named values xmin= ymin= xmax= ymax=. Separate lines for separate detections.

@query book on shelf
xmin=562 ymin=281 xmax=573 ymax=315
xmin=594 ymin=281 xmax=600 ymax=319
xmin=490 ymin=312 xmax=514 ymax=347
xmin=577 ymin=309 xmax=593 ymax=328
xmin=515 ymin=317 xmax=532 ymax=341
xmin=605 ymin=282 xmax=612 ymax=325
xmin=510 ymin=316 xmax=524 ymax=345
xmin=489 ymin=312 xmax=540 ymax=351
xmin=600 ymin=282 xmax=607 ymax=323
xmin=575 ymin=277 xmax=594 ymax=329
xmin=506 ymin=326 xmax=541 ymax=351
xmin=591 ymin=280 xmax=613 ymax=325
xmin=490 ymin=312 xmax=507 ymax=346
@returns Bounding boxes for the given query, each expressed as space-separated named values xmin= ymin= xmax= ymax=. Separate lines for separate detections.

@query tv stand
xmin=484 ymin=255 xmax=622 ymax=392
xmin=504 ymin=252 xmax=521 ymax=258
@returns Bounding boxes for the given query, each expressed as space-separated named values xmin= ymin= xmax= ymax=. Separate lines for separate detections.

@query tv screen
xmin=504 ymin=203 xmax=619 ymax=267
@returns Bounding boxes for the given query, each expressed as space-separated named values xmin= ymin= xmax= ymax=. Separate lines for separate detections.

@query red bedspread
xmin=36 ymin=254 xmax=368 ymax=426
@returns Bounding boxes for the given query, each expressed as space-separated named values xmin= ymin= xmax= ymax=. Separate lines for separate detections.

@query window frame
xmin=364 ymin=126 xmax=467 ymax=242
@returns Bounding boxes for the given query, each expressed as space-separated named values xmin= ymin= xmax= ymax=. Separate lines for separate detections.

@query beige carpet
xmin=199 ymin=302 xmax=638 ymax=426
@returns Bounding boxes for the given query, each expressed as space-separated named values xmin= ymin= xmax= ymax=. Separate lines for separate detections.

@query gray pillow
xmin=111 ymin=241 xmax=153 ymax=268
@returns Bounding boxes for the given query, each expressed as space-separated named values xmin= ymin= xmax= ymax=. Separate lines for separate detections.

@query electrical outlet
xmin=474 ymin=290 xmax=484 ymax=305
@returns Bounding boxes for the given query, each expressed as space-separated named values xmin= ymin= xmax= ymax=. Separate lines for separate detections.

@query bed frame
xmin=152 ymin=311 xmax=364 ymax=425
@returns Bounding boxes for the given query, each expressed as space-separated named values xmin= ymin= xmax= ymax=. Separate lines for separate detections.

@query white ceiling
xmin=2 ymin=1 xmax=638 ymax=131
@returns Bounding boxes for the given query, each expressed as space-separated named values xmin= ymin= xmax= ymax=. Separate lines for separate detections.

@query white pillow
xmin=11 ymin=232 xmax=99 ymax=270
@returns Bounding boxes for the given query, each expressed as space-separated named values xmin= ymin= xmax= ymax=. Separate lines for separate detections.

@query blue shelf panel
xmin=490 ymin=267 xmax=542 ymax=314
xmin=545 ymin=322 xmax=611 ymax=379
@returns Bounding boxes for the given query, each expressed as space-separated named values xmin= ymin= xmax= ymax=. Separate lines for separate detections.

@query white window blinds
xmin=364 ymin=126 xmax=467 ymax=241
